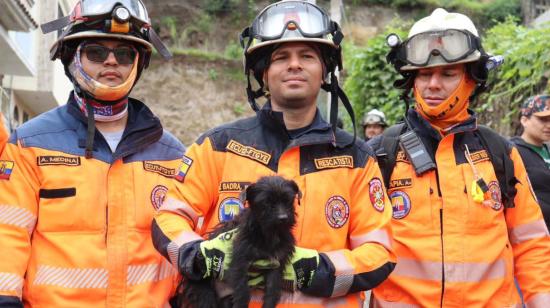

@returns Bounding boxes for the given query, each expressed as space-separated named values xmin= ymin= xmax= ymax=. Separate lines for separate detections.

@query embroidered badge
xmin=390 ymin=190 xmax=411 ymax=219
xmin=151 ymin=185 xmax=168 ymax=211
xmin=143 ymin=162 xmax=177 ymax=178
xmin=389 ymin=178 xmax=413 ymax=189
xmin=37 ymin=156 xmax=80 ymax=166
xmin=369 ymin=178 xmax=385 ymax=212
xmin=175 ymin=156 xmax=193 ymax=183
xmin=325 ymin=195 xmax=350 ymax=228
xmin=468 ymin=150 xmax=489 ymax=164
xmin=396 ymin=150 xmax=409 ymax=163
xmin=314 ymin=155 xmax=353 ymax=170
xmin=219 ymin=182 xmax=251 ymax=193
xmin=0 ymin=160 xmax=14 ymax=180
xmin=218 ymin=197 xmax=244 ymax=222
xmin=487 ymin=181 xmax=503 ymax=211
xmin=226 ymin=140 xmax=271 ymax=165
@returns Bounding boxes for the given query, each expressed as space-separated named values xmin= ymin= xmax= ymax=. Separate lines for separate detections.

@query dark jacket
xmin=510 ymin=136 xmax=550 ymax=229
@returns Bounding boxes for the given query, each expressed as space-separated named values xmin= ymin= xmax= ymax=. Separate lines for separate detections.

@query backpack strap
xmin=377 ymin=122 xmax=407 ymax=189
xmin=475 ymin=125 xmax=518 ymax=208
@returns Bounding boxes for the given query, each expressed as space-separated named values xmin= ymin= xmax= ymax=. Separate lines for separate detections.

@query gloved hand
xmin=246 ymin=246 xmax=320 ymax=291
xmin=196 ymin=228 xmax=238 ymax=280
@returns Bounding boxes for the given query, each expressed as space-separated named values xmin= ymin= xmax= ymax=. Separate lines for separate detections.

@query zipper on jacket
xmin=439 ymin=208 xmax=445 ymax=308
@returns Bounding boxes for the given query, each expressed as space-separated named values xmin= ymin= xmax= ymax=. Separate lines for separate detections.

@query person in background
xmin=0 ymin=0 xmax=184 ymax=306
xmin=511 ymin=94 xmax=550 ymax=229
xmin=362 ymin=109 xmax=387 ymax=141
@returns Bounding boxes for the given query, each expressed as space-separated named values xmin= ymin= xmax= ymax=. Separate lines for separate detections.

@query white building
xmin=1 ymin=0 xmax=76 ymax=131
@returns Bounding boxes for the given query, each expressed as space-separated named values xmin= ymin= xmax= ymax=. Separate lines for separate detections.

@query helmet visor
xmin=253 ymin=1 xmax=331 ymax=40
xmin=405 ymin=29 xmax=475 ymax=66
xmin=81 ymin=0 xmax=149 ymax=25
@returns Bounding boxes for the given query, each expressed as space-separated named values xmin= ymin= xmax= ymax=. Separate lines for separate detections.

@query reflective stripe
xmin=325 ymin=250 xmax=354 ymax=297
xmin=372 ymin=296 xmax=420 ymax=308
xmin=33 ymin=266 xmax=108 ymax=288
xmin=509 ymin=220 xmax=549 ymax=245
xmin=392 ymin=258 xmax=507 ymax=283
xmin=127 ymin=261 xmax=177 ymax=286
xmin=350 ymin=228 xmax=392 ymax=250
xmin=525 ymin=293 xmax=550 ymax=308
xmin=0 ymin=205 xmax=36 ymax=234
xmin=159 ymin=197 xmax=202 ymax=229
xmin=167 ymin=230 xmax=203 ymax=267
xmin=250 ymin=289 xmax=361 ymax=307
xmin=0 ymin=272 xmax=23 ymax=298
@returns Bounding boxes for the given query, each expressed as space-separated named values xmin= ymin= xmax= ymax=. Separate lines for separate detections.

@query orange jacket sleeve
xmin=0 ymin=136 xmax=40 ymax=302
xmin=0 ymin=114 xmax=8 ymax=154
xmin=506 ymin=147 xmax=550 ymax=306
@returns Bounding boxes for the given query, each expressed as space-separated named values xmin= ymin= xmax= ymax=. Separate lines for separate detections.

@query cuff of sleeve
xmin=299 ymin=253 xmax=335 ymax=297
xmin=177 ymin=239 xmax=205 ymax=281
xmin=0 ymin=296 xmax=23 ymax=308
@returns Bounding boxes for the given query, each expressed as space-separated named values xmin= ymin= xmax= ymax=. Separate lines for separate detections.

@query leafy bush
xmin=343 ymin=22 xmax=411 ymax=127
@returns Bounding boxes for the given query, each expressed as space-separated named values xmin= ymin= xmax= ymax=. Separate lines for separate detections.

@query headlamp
xmin=386 ymin=33 xmax=401 ymax=48
xmin=113 ymin=7 xmax=131 ymax=23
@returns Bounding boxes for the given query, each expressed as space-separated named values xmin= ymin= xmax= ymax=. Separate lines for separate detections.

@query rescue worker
xmin=511 ymin=95 xmax=550 ymax=229
xmin=369 ymin=8 xmax=550 ymax=307
xmin=0 ymin=1 xmax=184 ymax=306
xmin=362 ymin=109 xmax=387 ymax=141
xmin=152 ymin=1 xmax=396 ymax=307
xmin=0 ymin=113 xmax=7 ymax=153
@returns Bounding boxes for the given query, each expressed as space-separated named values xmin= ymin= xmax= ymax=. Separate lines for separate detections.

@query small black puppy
xmin=180 ymin=175 xmax=300 ymax=308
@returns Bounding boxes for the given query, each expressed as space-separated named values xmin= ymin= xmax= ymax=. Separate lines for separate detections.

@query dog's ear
xmin=239 ymin=183 xmax=254 ymax=204
xmin=288 ymin=180 xmax=302 ymax=205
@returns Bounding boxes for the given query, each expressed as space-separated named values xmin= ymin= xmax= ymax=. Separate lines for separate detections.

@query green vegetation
xmin=350 ymin=0 xmax=520 ymax=28
xmin=344 ymin=17 xmax=550 ymax=134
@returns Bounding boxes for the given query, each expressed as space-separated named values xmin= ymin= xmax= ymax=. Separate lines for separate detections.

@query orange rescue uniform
xmin=0 ymin=114 xmax=7 ymax=153
xmin=152 ymin=105 xmax=396 ymax=307
xmin=369 ymin=110 xmax=550 ymax=307
xmin=0 ymin=96 xmax=185 ymax=307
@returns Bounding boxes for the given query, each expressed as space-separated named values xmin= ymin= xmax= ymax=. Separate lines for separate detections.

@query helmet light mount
xmin=386 ymin=33 xmax=401 ymax=48
xmin=113 ymin=6 xmax=131 ymax=24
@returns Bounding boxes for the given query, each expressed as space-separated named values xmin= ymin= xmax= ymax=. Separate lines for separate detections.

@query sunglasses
xmin=82 ymin=45 xmax=137 ymax=65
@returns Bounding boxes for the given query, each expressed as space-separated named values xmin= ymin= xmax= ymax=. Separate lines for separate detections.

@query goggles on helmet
xmin=401 ymin=29 xmax=481 ymax=66
xmin=80 ymin=0 xmax=149 ymax=25
xmin=253 ymin=1 xmax=333 ymax=41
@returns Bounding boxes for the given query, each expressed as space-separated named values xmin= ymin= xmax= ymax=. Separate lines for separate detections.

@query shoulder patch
xmin=314 ymin=155 xmax=353 ymax=170
xmin=151 ymin=185 xmax=168 ymax=211
xmin=37 ymin=156 xmax=81 ymax=166
xmin=175 ymin=156 xmax=193 ymax=183
xmin=0 ymin=160 xmax=15 ymax=180
xmin=226 ymin=140 xmax=271 ymax=165
xmin=369 ymin=178 xmax=385 ymax=212
xmin=143 ymin=161 xmax=177 ymax=178
xmin=218 ymin=197 xmax=244 ymax=222
xmin=325 ymin=196 xmax=350 ymax=228
xmin=469 ymin=150 xmax=490 ymax=164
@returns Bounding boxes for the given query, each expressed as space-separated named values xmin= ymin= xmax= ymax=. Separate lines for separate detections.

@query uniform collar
xmin=256 ymin=101 xmax=337 ymax=148
xmin=67 ymin=92 xmax=163 ymax=159
xmin=407 ymin=108 xmax=478 ymax=139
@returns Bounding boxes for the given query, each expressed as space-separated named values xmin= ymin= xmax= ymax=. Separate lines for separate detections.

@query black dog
xmin=179 ymin=175 xmax=300 ymax=308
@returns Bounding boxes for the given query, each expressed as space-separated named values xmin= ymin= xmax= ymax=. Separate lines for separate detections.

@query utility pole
xmin=327 ymin=0 xmax=342 ymax=121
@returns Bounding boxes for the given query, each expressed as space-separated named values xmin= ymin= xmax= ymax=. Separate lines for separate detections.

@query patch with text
xmin=325 ymin=195 xmax=350 ymax=228
xmin=226 ymin=140 xmax=271 ymax=165
xmin=219 ymin=181 xmax=251 ymax=193
xmin=143 ymin=161 xmax=177 ymax=178
xmin=390 ymin=190 xmax=411 ymax=219
xmin=369 ymin=178 xmax=385 ymax=212
xmin=37 ymin=156 xmax=80 ymax=166
xmin=175 ymin=156 xmax=193 ymax=182
xmin=314 ymin=155 xmax=353 ymax=170
xmin=389 ymin=178 xmax=413 ymax=189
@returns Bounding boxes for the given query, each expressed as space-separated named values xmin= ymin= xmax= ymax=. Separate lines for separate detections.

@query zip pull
xmin=464 ymin=145 xmax=489 ymax=204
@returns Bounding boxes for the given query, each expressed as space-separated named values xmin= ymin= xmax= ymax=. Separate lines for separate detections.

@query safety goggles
xmin=403 ymin=29 xmax=480 ymax=66
xmin=80 ymin=0 xmax=149 ymax=25
xmin=251 ymin=1 xmax=333 ymax=40
xmin=82 ymin=44 xmax=137 ymax=64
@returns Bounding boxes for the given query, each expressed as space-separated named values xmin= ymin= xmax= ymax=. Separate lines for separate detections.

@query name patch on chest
xmin=314 ymin=155 xmax=353 ymax=170
xmin=226 ymin=140 xmax=271 ymax=165
xmin=389 ymin=178 xmax=413 ymax=189
xmin=219 ymin=181 xmax=251 ymax=192
xmin=37 ymin=156 xmax=81 ymax=166
xmin=468 ymin=150 xmax=489 ymax=164
xmin=143 ymin=162 xmax=177 ymax=178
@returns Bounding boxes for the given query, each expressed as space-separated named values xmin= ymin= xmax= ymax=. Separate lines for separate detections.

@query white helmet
xmin=361 ymin=109 xmax=387 ymax=127
xmin=400 ymin=8 xmax=482 ymax=71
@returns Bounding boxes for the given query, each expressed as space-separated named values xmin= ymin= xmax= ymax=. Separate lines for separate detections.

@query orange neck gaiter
xmin=414 ymin=74 xmax=476 ymax=132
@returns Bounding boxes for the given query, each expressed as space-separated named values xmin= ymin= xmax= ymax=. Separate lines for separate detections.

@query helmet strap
xmin=322 ymin=72 xmax=357 ymax=148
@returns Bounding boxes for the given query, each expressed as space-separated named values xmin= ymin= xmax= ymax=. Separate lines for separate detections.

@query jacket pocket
xmin=39 ymin=187 xmax=76 ymax=199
